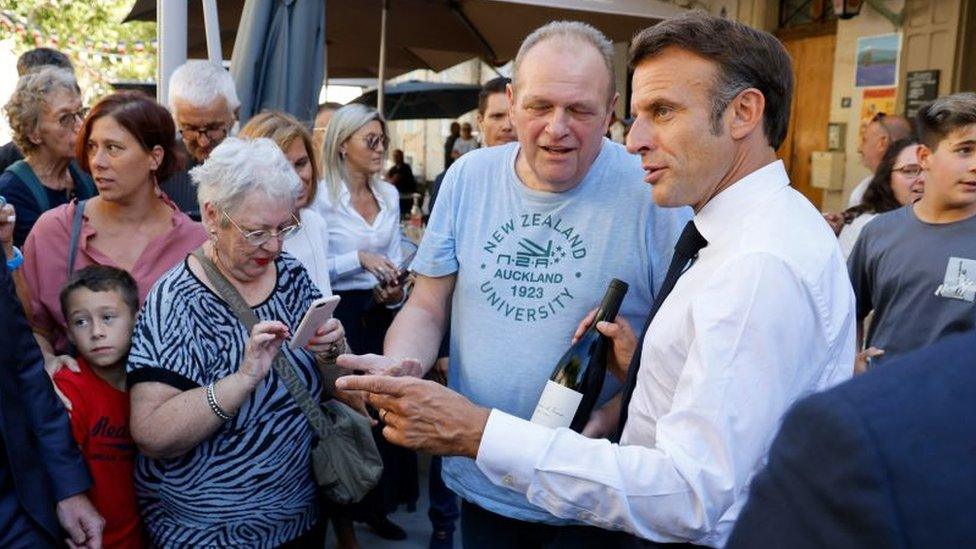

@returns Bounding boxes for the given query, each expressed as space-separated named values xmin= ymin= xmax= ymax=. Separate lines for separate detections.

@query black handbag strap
xmin=192 ymin=248 xmax=331 ymax=439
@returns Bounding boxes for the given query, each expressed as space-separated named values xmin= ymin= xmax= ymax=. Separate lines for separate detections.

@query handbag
xmin=192 ymin=248 xmax=383 ymax=504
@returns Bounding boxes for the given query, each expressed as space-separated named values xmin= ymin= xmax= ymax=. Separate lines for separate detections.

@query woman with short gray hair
xmin=0 ymin=66 xmax=95 ymax=245
xmin=127 ymin=137 xmax=347 ymax=548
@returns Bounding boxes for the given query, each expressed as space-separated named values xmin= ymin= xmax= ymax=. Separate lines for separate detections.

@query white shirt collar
xmin=694 ymin=159 xmax=789 ymax=245
xmin=338 ymin=179 xmax=386 ymax=213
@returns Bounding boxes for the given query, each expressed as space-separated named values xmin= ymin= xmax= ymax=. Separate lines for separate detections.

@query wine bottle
xmin=530 ymin=278 xmax=629 ymax=431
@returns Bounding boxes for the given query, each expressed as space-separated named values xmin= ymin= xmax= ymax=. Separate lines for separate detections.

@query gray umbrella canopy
xmin=125 ymin=0 xmax=682 ymax=78
xmin=351 ymin=80 xmax=481 ymax=120
xmin=229 ymin=0 xmax=326 ymax=124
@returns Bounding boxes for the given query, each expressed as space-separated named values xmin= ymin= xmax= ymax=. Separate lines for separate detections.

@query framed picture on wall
xmin=855 ymin=33 xmax=901 ymax=88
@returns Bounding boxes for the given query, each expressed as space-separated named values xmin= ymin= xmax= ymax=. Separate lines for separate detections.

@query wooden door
xmin=777 ymin=29 xmax=836 ymax=209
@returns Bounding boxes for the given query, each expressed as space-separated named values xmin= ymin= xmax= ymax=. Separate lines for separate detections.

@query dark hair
xmin=845 ymin=137 xmax=919 ymax=218
xmin=629 ymin=12 xmax=793 ymax=149
xmin=17 ymin=47 xmax=74 ymax=76
xmin=915 ymin=92 xmax=976 ymax=151
xmin=76 ymin=91 xmax=185 ymax=182
xmin=59 ymin=265 xmax=139 ymax=320
xmin=478 ymin=77 xmax=511 ymax=115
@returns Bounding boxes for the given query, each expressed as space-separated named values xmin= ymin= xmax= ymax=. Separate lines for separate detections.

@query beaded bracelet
xmin=206 ymin=382 xmax=233 ymax=420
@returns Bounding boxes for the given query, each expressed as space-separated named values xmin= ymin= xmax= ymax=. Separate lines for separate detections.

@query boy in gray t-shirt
xmin=848 ymin=93 xmax=976 ymax=369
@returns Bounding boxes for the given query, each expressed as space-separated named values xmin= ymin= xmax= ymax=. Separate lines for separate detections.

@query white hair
xmin=512 ymin=21 xmax=615 ymax=100
xmin=168 ymin=60 xmax=240 ymax=115
xmin=191 ymin=137 xmax=300 ymax=214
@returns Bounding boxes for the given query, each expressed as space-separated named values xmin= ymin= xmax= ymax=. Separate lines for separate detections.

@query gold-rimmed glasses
xmin=222 ymin=210 xmax=301 ymax=246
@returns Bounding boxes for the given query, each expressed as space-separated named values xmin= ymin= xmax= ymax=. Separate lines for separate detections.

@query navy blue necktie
xmin=614 ymin=220 xmax=707 ymax=441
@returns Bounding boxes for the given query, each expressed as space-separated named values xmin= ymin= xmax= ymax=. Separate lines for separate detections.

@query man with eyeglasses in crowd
xmin=162 ymin=61 xmax=240 ymax=221
xmin=847 ymin=92 xmax=976 ymax=369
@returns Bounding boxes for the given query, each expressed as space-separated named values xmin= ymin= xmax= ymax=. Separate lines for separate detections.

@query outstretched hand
xmin=336 ymin=353 xmax=423 ymax=378
xmin=336 ymin=375 xmax=489 ymax=458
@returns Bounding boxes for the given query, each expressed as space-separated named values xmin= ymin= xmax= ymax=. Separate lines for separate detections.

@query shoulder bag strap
xmin=7 ymin=160 xmax=49 ymax=212
xmin=191 ymin=248 xmax=332 ymax=438
xmin=66 ymin=199 xmax=88 ymax=279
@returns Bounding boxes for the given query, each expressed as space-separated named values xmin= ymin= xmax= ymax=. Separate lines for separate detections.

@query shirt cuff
xmin=332 ymin=251 xmax=362 ymax=279
xmin=476 ymin=409 xmax=555 ymax=495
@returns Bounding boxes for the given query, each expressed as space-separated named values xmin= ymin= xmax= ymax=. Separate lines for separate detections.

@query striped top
xmin=128 ymin=253 xmax=322 ymax=548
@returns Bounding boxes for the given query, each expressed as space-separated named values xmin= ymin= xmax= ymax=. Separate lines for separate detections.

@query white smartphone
xmin=290 ymin=295 xmax=341 ymax=350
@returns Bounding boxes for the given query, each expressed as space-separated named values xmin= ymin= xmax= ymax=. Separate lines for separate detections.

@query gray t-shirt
xmin=848 ymin=205 xmax=976 ymax=364
xmin=413 ymin=139 xmax=691 ymax=523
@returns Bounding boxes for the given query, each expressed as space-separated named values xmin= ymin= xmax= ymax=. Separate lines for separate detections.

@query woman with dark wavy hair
xmin=22 ymin=91 xmax=206 ymax=374
xmin=838 ymin=137 xmax=924 ymax=258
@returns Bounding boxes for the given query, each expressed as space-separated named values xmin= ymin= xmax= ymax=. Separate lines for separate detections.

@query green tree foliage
xmin=1 ymin=0 xmax=155 ymax=101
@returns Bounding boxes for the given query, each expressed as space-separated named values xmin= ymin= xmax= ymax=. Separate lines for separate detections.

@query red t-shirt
xmin=54 ymin=358 xmax=143 ymax=549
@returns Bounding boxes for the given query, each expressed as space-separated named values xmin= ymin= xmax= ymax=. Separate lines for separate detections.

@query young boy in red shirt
xmin=54 ymin=265 xmax=143 ymax=549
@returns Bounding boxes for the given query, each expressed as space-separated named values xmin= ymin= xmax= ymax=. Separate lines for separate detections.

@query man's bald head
xmin=859 ymin=113 xmax=914 ymax=172
xmin=511 ymin=21 xmax=616 ymax=103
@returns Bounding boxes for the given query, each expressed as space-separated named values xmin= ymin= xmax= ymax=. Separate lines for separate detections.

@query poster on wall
xmin=855 ymin=34 xmax=901 ymax=88
xmin=860 ymin=87 xmax=897 ymax=130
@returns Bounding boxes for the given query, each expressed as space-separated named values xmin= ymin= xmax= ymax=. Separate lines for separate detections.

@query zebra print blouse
xmin=128 ymin=253 xmax=323 ymax=548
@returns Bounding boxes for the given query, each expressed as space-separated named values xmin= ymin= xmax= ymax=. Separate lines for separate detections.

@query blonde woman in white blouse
xmin=238 ymin=111 xmax=333 ymax=296
xmin=311 ymin=103 xmax=412 ymax=545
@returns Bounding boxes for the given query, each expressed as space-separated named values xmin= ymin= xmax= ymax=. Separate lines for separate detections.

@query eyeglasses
xmin=179 ymin=123 xmax=230 ymax=143
xmin=362 ymin=133 xmax=390 ymax=152
xmin=222 ymin=210 xmax=301 ymax=246
xmin=57 ymin=108 xmax=89 ymax=129
xmin=892 ymin=164 xmax=922 ymax=179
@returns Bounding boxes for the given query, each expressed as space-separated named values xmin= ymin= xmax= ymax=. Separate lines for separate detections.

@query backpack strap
xmin=6 ymin=160 xmax=49 ymax=212
xmin=66 ymin=199 xmax=88 ymax=279
xmin=67 ymin=161 xmax=96 ymax=199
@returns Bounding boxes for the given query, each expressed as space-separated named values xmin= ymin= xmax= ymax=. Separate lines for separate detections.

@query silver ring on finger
xmin=380 ymin=409 xmax=389 ymax=423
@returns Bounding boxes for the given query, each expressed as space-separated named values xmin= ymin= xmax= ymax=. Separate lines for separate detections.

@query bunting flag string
xmin=0 ymin=9 xmax=157 ymax=64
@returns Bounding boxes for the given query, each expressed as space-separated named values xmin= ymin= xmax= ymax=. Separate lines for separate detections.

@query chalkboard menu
xmin=906 ymin=70 xmax=940 ymax=118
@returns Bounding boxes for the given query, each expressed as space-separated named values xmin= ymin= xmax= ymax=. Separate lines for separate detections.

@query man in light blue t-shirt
xmin=339 ymin=21 xmax=689 ymax=546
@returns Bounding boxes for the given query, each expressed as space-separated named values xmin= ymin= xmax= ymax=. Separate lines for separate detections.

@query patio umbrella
xmin=124 ymin=0 xmax=683 ymax=78
xmin=229 ymin=0 xmax=326 ymax=124
xmin=351 ymin=80 xmax=481 ymax=120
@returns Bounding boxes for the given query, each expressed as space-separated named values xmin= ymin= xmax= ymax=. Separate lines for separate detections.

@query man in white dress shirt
xmin=338 ymin=12 xmax=855 ymax=547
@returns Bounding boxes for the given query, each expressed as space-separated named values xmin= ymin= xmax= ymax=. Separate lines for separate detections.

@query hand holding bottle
xmin=571 ymin=307 xmax=638 ymax=383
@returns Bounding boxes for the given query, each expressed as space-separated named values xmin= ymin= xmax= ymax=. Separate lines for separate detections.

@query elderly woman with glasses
xmin=238 ymin=111 xmax=332 ymax=295
xmin=0 ymin=66 xmax=96 ymax=246
xmin=22 ymin=91 xmax=206 ymax=375
xmin=838 ymin=137 xmax=925 ymax=259
xmin=127 ymin=137 xmax=346 ymax=548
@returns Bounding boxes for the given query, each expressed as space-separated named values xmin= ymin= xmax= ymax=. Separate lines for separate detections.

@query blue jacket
xmin=0 ymin=247 xmax=91 ymax=543
xmin=727 ymin=332 xmax=976 ymax=548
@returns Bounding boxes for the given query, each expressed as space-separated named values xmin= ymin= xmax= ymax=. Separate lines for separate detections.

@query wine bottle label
xmin=530 ymin=380 xmax=583 ymax=429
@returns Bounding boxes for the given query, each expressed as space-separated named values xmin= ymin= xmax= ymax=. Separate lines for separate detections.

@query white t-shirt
xmin=846 ymin=175 xmax=872 ymax=208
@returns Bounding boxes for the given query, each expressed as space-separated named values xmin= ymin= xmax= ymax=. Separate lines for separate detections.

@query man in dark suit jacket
xmin=0 ymin=244 xmax=103 ymax=547
xmin=727 ymin=332 xmax=976 ymax=548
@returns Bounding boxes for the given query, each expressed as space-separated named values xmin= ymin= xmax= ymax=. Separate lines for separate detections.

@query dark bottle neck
xmin=592 ymin=279 xmax=628 ymax=325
